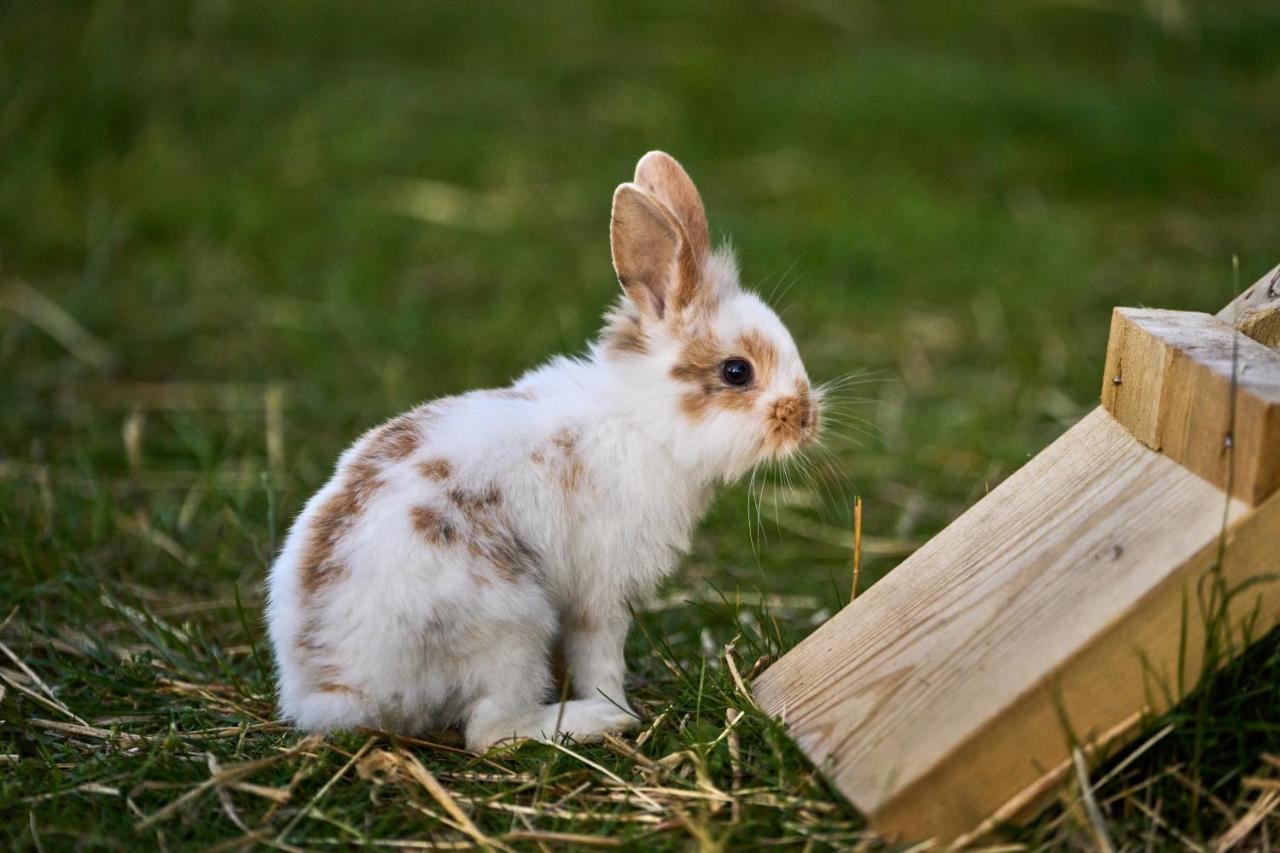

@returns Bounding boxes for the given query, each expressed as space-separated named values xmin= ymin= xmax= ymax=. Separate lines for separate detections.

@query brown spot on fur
xmin=367 ymin=414 xmax=421 ymax=461
xmin=530 ymin=449 xmax=546 ymax=464
xmin=552 ymin=428 xmax=575 ymax=453
xmin=670 ymin=328 xmax=764 ymax=420
xmin=449 ymin=485 xmax=502 ymax=521
xmin=316 ymin=682 xmax=358 ymax=695
xmin=411 ymin=505 xmax=458 ymax=545
xmin=418 ymin=458 xmax=452 ymax=480
xmin=469 ymin=530 xmax=541 ymax=584
xmin=299 ymin=463 xmax=384 ymax=596
xmin=669 ymin=328 xmax=720 ymax=386
xmin=549 ymin=428 xmax=585 ymax=493
xmin=415 ymin=479 xmax=542 ymax=586
xmin=303 ymin=659 xmax=360 ymax=696
xmin=562 ymin=462 xmax=583 ymax=493
xmin=313 ymin=661 xmax=344 ymax=681
xmin=296 ymin=618 xmax=328 ymax=655
xmin=297 ymin=636 xmax=325 ymax=655
xmin=738 ymin=330 xmax=778 ymax=384
xmin=601 ymin=301 xmax=649 ymax=357
xmin=345 ymin=461 xmax=382 ymax=504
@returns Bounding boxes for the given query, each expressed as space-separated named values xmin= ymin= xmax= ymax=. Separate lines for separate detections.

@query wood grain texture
xmin=1235 ymin=303 xmax=1280 ymax=349
xmin=753 ymin=409 xmax=1280 ymax=842
xmin=1101 ymin=308 xmax=1280 ymax=505
xmin=1217 ymin=263 xmax=1280 ymax=329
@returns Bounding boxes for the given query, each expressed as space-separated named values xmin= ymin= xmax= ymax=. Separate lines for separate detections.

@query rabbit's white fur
xmin=267 ymin=152 xmax=819 ymax=751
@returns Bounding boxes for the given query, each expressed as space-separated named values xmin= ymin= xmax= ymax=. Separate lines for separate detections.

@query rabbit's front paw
xmin=543 ymin=698 xmax=640 ymax=744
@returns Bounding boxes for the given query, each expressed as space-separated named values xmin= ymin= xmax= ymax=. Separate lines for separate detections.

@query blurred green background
xmin=4 ymin=0 xmax=1278 ymax=599
xmin=2 ymin=1 xmax=1279 ymax=845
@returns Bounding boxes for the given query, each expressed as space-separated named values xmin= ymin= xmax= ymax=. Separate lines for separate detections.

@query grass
xmin=3 ymin=0 xmax=1280 ymax=848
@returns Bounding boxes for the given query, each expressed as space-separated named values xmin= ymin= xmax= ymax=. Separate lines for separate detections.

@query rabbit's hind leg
xmin=289 ymin=684 xmax=376 ymax=732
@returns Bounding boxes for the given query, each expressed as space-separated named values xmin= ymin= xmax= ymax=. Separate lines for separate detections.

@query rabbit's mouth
xmin=763 ymin=381 xmax=819 ymax=458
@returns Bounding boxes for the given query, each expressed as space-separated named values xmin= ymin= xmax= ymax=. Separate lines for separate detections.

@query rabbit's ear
xmin=611 ymin=183 xmax=681 ymax=319
xmin=634 ymin=152 xmax=709 ymax=267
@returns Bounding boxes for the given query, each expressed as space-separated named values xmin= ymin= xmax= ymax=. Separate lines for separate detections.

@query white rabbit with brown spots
xmin=267 ymin=152 xmax=822 ymax=751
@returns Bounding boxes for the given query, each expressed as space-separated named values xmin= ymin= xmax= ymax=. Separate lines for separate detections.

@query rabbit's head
xmin=600 ymin=151 xmax=821 ymax=480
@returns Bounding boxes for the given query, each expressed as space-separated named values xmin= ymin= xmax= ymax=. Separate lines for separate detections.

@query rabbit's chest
xmin=565 ymin=476 xmax=712 ymax=586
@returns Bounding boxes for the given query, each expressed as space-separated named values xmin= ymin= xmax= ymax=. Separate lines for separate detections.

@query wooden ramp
xmin=753 ymin=266 xmax=1280 ymax=843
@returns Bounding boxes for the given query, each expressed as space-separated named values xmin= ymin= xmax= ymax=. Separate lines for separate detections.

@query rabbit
xmin=266 ymin=151 xmax=822 ymax=751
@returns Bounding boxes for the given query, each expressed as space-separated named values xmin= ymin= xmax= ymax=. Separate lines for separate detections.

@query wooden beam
xmin=753 ymin=409 xmax=1280 ymax=841
xmin=1101 ymin=308 xmax=1280 ymax=505
xmin=755 ymin=271 xmax=1280 ymax=841
xmin=1235 ymin=303 xmax=1280 ymax=350
xmin=1216 ymin=262 xmax=1280 ymax=348
xmin=1217 ymin=263 xmax=1280 ymax=329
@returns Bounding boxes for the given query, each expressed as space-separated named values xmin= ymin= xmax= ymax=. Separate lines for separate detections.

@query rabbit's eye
xmin=720 ymin=358 xmax=753 ymax=387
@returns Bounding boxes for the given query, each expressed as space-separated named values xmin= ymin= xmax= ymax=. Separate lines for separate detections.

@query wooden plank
xmin=1101 ymin=308 xmax=1280 ymax=505
xmin=753 ymin=408 xmax=1280 ymax=842
xmin=902 ymin=480 xmax=1280 ymax=845
xmin=1217 ymin=263 xmax=1280 ymax=330
xmin=1235 ymin=303 xmax=1280 ymax=350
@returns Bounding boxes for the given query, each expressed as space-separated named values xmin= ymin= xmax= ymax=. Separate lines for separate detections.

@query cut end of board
xmin=1101 ymin=307 xmax=1280 ymax=505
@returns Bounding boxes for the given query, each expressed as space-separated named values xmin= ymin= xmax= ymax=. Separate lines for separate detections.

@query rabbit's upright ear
xmin=611 ymin=184 xmax=681 ymax=319
xmin=633 ymin=152 xmax=714 ymax=315
xmin=634 ymin=152 xmax=709 ymax=266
